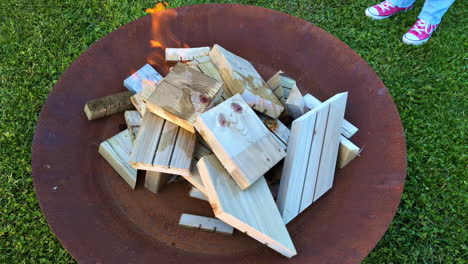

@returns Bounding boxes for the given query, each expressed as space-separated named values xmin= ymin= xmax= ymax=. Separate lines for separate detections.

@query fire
xmin=145 ymin=2 xmax=169 ymax=14
xmin=150 ymin=40 xmax=164 ymax=48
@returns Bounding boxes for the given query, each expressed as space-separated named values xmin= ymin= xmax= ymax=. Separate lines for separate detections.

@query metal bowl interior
xmin=32 ymin=4 xmax=406 ymax=264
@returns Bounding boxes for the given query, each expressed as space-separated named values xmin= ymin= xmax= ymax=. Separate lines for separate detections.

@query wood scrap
xmin=209 ymin=44 xmax=284 ymax=118
xmin=129 ymin=111 xmax=196 ymax=177
xmin=84 ymin=91 xmax=134 ymax=120
xmin=189 ymin=187 xmax=209 ymax=201
xmin=146 ymin=63 xmax=224 ymax=133
xmin=99 ymin=129 xmax=137 ymax=189
xmin=179 ymin=213 xmax=233 ymax=235
xmin=194 ymin=94 xmax=286 ymax=190
xmin=303 ymin=93 xmax=358 ymax=138
xmin=337 ymin=135 xmax=361 ymax=168
xmin=197 ymin=155 xmax=297 ymax=258
xmin=165 ymin=47 xmax=210 ymax=62
xmin=124 ymin=110 xmax=142 ymax=143
xmin=130 ymin=79 xmax=158 ymax=116
xmin=258 ymin=114 xmax=290 ymax=151
xmin=285 ymin=85 xmax=305 ymax=119
xmin=276 ymin=93 xmax=348 ymax=224
xmin=123 ymin=64 xmax=163 ymax=93
xmin=266 ymin=71 xmax=296 ymax=103
xmin=145 ymin=171 xmax=170 ymax=193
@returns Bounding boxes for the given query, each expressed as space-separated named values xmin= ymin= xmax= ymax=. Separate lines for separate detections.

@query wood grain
xmin=179 ymin=213 xmax=233 ymax=235
xmin=124 ymin=110 xmax=142 ymax=143
xmin=146 ymin=63 xmax=224 ymax=133
xmin=277 ymin=93 xmax=348 ymax=224
xmin=209 ymin=44 xmax=284 ymax=118
xmin=337 ymin=135 xmax=361 ymax=168
xmin=197 ymin=155 xmax=296 ymax=258
xmin=194 ymin=94 xmax=286 ymax=190
xmin=123 ymin=64 xmax=162 ymax=93
xmin=99 ymin=129 xmax=137 ymax=189
xmin=165 ymin=47 xmax=210 ymax=61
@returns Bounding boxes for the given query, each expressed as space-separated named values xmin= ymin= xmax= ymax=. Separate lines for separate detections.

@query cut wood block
xmin=337 ymin=136 xmax=361 ymax=168
xmin=124 ymin=110 xmax=142 ymax=143
xmin=165 ymin=47 xmax=211 ymax=61
xmin=130 ymin=79 xmax=158 ymax=116
xmin=84 ymin=91 xmax=134 ymax=120
xmin=194 ymin=94 xmax=286 ymax=190
xmin=258 ymin=114 xmax=290 ymax=151
xmin=285 ymin=85 xmax=305 ymax=119
xmin=266 ymin=71 xmax=297 ymax=104
xmin=99 ymin=129 xmax=137 ymax=189
xmin=146 ymin=63 xmax=224 ymax=133
xmin=189 ymin=187 xmax=209 ymax=201
xmin=123 ymin=64 xmax=163 ymax=93
xmin=129 ymin=111 xmax=196 ymax=177
xmin=187 ymin=138 xmax=213 ymax=196
xmin=277 ymin=93 xmax=348 ymax=224
xmin=179 ymin=213 xmax=233 ymax=235
xmin=303 ymin=94 xmax=358 ymax=138
xmin=209 ymin=44 xmax=284 ymax=118
xmin=189 ymin=55 xmax=232 ymax=101
xmin=145 ymin=171 xmax=170 ymax=193
xmin=197 ymin=155 xmax=296 ymax=258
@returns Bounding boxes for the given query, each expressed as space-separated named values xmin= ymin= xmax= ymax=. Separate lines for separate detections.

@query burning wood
xmin=89 ymin=45 xmax=361 ymax=258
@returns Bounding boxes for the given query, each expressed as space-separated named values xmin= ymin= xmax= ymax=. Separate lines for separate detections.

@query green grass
xmin=0 ymin=0 xmax=466 ymax=263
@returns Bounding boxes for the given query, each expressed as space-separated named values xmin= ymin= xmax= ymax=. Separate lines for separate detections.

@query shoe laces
xmin=411 ymin=19 xmax=436 ymax=34
xmin=377 ymin=1 xmax=396 ymax=11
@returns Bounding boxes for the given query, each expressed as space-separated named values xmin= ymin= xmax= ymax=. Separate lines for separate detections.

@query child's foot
xmin=365 ymin=1 xmax=413 ymax=20
xmin=402 ymin=18 xmax=439 ymax=45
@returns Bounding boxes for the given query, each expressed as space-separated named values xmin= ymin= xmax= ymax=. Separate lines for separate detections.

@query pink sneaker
xmin=365 ymin=1 xmax=413 ymax=20
xmin=402 ymin=19 xmax=439 ymax=45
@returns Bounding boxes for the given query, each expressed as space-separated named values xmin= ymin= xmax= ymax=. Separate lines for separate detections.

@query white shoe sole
xmin=402 ymin=35 xmax=430 ymax=46
xmin=365 ymin=6 xmax=412 ymax=20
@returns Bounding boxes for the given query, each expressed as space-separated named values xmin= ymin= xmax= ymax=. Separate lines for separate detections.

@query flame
xmin=150 ymin=40 xmax=164 ymax=48
xmin=145 ymin=2 xmax=169 ymax=14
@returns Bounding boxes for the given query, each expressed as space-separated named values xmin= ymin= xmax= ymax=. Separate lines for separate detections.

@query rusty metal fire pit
xmin=32 ymin=4 xmax=406 ymax=263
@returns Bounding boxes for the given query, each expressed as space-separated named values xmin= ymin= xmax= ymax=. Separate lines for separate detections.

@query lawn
xmin=0 ymin=0 xmax=466 ymax=263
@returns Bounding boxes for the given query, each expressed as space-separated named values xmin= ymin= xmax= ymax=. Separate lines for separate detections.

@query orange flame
xmin=145 ymin=2 xmax=169 ymax=14
xmin=150 ymin=40 xmax=164 ymax=48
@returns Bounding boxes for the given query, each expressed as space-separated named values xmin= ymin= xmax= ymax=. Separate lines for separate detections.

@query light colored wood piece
xmin=130 ymin=94 xmax=146 ymax=116
xmin=124 ymin=110 xmax=142 ymax=143
xmin=197 ymin=155 xmax=296 ymax=258
xmin=99 ymin=129 xmax=137 ymax=189
xmin=209 ymin=44 xmax=284 ymax=118
xmin=129 ymin=111 xmax=196 ymax=177
xmin=189 ymin=56 xmax=232 ymax=101
xmin=179 ymin=213 xmax=233 ymax=235
xmin=84 ymin=91 xmax=134 ymax=120
xmin=123 ymin=64 xmax=163 ymax=93
xmin=146 ymin=63 xmax=224 ymax=133
xmin=194 ymin=94 xmax=286 ymax=190
xmin=285 ymin=85 xmax=305 ymax=119
xmin=165 ymin=47 xmax=211 ymax=61
xmin=266 ymin=71 xmax=296 ymax=104
xmin=303 ymin=94 xmax=358 ymax=138
xmin=189 ymin=187 xmax=209 ymax=201
xmin=145 ymin=171 xmax=170 ymax=193
xmin=277 ymin=93 xmax=348 ymax=224
xmin=337 ymin=136 xmax=360 ymax=168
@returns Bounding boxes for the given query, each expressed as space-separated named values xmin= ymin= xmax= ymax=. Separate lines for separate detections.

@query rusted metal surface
xmin=32 ymin=4 xmax=407 ymax=264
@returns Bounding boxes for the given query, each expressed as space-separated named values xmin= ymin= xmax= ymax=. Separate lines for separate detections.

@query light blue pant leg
xmin=418 ymin=0 xmax=456 ymax=24
xmin=389 ymin=0 xmax=416 ymax=8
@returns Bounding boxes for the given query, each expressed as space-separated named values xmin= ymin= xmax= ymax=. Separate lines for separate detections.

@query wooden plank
xmin=337 ymin=136 xmax=360 ymax=169
xmin=285 ymin=85 xmax=305 ymax=119
xmin=179 ymin=213 xmax=233 ymax=235
xmin=99 ymin=129 xmax=137 ymax=189
xmin=146 ymin=63 xmax=224 ymax=133
xmin=189 ymin=187 xmax=209 ymax=201
xmin=124 ymin=110 xmax=142 ymax=143
xmin=209 ymin=44 xmax=284 ymax=118
xmin=303 ymin=94 xmax=358 ymax=138
xmin=84 ymin=91 xmax=134 ymax=120
xmin=130 ymin=94 xmax=146 ymax=116
xmin=277 ymin=93 xmax=348 ymax=224
xmin=189 ymin=56 xmax=232 ymax=101
xmin=123 ymin=64 xmax=163 ymax=93
xmin=129 ymin=111 xmax=196 ymax=177
xmin=266 ymin=71 xmax=296 ymax=104
xmin=145 ymin=171 xmax=170 ymax=193
xmin=165 ymin=47 xmax=210 ymax=61
xmin=194 ymin=94 xmax=286 ymax=190
xmin=197 ymin=155 xmax=296 ymax=258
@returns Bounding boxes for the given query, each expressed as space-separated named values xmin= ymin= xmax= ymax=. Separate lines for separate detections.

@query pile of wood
xmin=85 ymin=44 xmax=361 ymax=258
